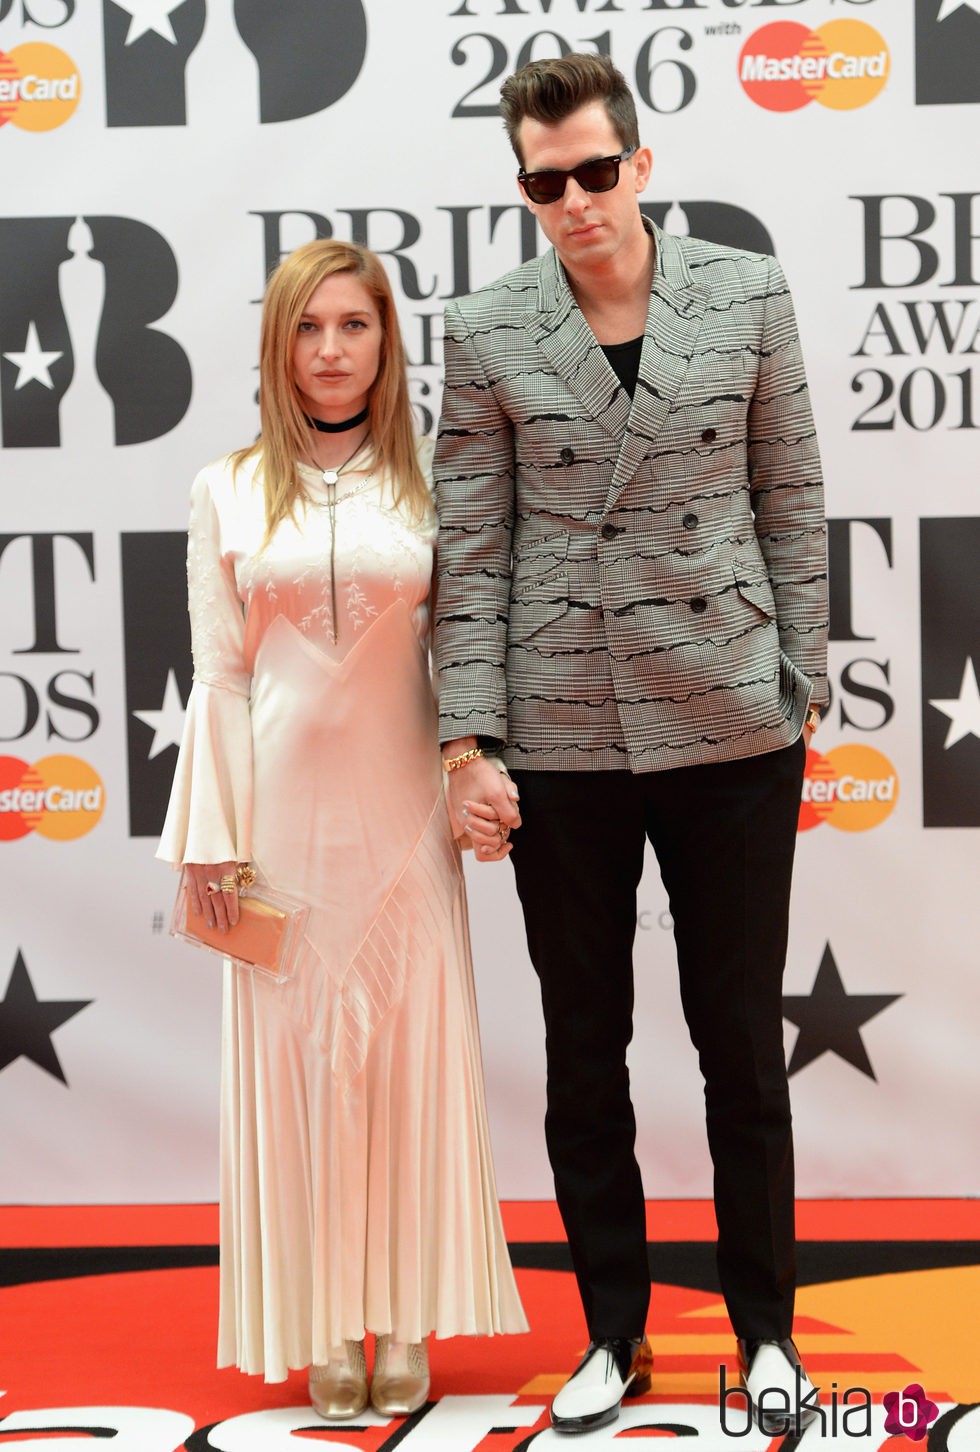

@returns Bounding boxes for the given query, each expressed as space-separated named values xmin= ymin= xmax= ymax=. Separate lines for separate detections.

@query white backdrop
xmin=1 ymin=0 xmax=977 ymax=1205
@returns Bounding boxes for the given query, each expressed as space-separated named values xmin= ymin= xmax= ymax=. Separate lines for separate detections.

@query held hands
xmin=185 ymin=861 xmax=241 ymax=931
xmin=444 ymin=747 xmax=521 ymax=863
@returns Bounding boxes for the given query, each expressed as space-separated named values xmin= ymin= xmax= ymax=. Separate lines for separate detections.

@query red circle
xmin=0 ymin=51 xmax=19 ymax=128
xmin=0 ymin=756 xmax=32 ymax=840
xmin=738 ymin=22 xmax=814 ymax=113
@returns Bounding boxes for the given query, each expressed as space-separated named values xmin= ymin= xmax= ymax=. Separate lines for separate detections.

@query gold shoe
xmin=370 ymin=1334 xmax=430 ymax=1416
xmin=309 ymin=1340 xmax=368 ymax=1420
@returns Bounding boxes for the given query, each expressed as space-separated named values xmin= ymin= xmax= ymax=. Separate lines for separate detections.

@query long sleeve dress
xmin=158 ymin=437 xmax=527 ymax=1382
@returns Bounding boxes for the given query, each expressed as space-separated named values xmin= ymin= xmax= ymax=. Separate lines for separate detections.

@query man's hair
xmin=499 ymin=53 xmax=640 ymax=166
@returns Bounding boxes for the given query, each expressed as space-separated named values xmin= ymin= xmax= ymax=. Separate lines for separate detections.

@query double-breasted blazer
xmin=433 ymin=222 xmax=829 ymax=773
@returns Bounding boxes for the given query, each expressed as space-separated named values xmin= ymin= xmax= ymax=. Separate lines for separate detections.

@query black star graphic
xmin=0 ymin=951 xmax=92 ymax=1085
xmin=783 ymin=943 xmax=901 ymax=1080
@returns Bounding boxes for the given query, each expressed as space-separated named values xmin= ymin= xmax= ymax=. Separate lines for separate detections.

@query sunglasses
xmin=517 ymin=145 xmax=637 ymax=205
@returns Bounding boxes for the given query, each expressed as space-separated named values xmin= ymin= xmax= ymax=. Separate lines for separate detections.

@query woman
xmin=158 ymin=240 xmax=526 ymax=1419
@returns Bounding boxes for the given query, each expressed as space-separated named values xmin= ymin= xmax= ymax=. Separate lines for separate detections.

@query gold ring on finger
xmin=218 ymin=874 xmax=238 ymax=893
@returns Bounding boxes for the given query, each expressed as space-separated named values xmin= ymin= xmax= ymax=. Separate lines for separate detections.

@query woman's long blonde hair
xmin=232 ymin=239 xmax=429 ymax=542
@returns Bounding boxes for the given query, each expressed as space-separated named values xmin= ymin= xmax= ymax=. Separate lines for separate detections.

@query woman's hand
xmin=185 ymin=861 xmax=240 ymax=930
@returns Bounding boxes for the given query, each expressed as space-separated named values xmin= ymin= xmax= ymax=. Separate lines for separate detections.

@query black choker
xmin=304 ymin=405 xmax=369 ymax=434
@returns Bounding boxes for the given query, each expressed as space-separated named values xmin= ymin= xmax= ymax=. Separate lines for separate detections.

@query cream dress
xmin=158 ymin=438 xmax=526 ymax=1381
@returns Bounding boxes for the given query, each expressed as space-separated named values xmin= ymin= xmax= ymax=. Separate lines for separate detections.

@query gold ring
xmin=218 ymin=874 xmax=238 ymax=893
xmin=236 ymin=864 xmax=256 ymax=888
xmin=498 ymin=823 xmax=509 ymax=840
xmin=205 ymin=880 xmax=221 ymax=895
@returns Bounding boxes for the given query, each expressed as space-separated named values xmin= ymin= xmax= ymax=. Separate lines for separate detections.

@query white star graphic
xmin=134 ymin=670 xmax=187 ymax=759
xmin=929 ymin=657 xmax=980 ymax=749
xmin=2 ymin=321 xmax=63 ymax=390
xmin=113 ymin=0 xmax=187 ymax=46
xmin=937 ymin=0 xmax=980 ymax=21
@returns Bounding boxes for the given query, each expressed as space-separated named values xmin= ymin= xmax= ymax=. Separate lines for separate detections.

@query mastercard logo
xmin=0 ymin=43 xmax=81 ymax=132
xmin=739 ymin=20 xmax=890 ymax=112
xmin=0 ymin=755 xmax=105 ymax=841
xmin=799 ymin=744 xmax=899 ymax=834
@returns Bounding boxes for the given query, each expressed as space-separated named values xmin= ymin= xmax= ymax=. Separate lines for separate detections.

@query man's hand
xmin=443 ymin=738 xmax=521 ymax=862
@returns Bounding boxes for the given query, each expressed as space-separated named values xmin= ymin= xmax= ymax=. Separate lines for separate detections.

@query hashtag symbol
xmin=152 ymin=911 xmax=164 ymax=934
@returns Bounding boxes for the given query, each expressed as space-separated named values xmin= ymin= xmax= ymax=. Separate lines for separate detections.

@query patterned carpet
xmin=0 ymin=1199 xmax=977 ymax=1449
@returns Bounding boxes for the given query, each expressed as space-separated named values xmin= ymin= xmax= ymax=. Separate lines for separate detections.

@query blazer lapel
xmin=609 ymin=226 xmax=708 ymax=500
xmin=521 ymin=248 xmax=631 ymax=445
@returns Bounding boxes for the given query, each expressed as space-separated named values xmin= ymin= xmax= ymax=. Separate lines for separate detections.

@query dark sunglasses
xmin=517 ymin=145 xmax=637 ymax=205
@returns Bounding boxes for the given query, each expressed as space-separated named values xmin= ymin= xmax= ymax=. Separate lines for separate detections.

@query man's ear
xmin=633 ymin=146 xmax=653 ymax=194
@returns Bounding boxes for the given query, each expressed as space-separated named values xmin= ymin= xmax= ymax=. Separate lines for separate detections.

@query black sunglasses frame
xmin=517 ymin=145 xmax=637 ymax=205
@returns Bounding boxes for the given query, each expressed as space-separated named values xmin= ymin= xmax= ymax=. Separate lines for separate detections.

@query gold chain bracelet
xmin=442 ymin=746 xmax=484 ymax=773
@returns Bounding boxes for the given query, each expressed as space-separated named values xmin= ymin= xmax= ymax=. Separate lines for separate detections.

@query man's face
xmin=516 ymin=100 xmax=651 ymax=272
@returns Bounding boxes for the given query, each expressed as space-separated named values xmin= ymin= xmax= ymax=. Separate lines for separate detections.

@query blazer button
xmin=600 ymin=521 xmax=619 ymax=541
xmin=690 ymin=597 xmax=708 ymax=614
xmin=682 ymin=512 xmax=699 ymax=530
xmin=560 ymin=447 xmax=575 ymax=464
xmin=701 ymin=427 xmax=717 ymax=443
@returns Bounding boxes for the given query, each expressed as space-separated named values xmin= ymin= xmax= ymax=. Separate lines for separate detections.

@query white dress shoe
xmin=737 ymin=1337 xmax=819 ymax=1435
xmin=551 ymin=1336 xmax=653 ymax=1434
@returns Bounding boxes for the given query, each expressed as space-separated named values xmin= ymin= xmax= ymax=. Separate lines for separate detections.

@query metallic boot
xmin=309 ymin=1339 xmax=369 ymax=1420
xmin=370 ymin=1334 xmax=430 ymax=1415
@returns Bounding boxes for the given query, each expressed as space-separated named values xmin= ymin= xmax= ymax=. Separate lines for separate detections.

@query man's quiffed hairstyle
xmin=499 ymin=53 xmax=640 ymax=166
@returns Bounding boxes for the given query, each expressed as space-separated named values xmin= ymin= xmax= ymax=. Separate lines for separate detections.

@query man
xmin=434 ymin=54 xmax=827 ymax=1437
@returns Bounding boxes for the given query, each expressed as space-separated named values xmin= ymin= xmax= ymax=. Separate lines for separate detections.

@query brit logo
xmin=0 ymin=216 xmax=191 ymax=448
xmin=101 ymin=0 xmax=367 ymax=126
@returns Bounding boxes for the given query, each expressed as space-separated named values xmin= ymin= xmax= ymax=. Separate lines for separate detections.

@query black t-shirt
xmin=601 ymin=335 xmax=644 ymax=397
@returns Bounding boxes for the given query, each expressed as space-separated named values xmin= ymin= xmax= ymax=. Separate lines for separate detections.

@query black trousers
xmin=509 ymin=737 xmax=806 ymax=1342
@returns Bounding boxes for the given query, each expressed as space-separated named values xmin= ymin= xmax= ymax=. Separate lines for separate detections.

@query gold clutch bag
xmin=170 ymin=866 xmax=309 ymax=983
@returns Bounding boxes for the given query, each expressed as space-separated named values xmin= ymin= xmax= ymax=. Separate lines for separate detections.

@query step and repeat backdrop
xmin=0 ymin=0 xmax=977 ymax=1204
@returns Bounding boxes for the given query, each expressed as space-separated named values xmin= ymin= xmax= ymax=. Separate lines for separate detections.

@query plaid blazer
xmin=433 ymin=223 xmax=828 ymax=773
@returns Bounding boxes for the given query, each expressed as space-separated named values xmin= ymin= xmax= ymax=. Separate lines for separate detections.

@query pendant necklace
xmin=306 ymin=428 xmax=374 ymax=646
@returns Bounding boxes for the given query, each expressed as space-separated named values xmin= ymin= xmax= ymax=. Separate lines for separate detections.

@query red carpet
xmin=1 ymin=1200 xmax=977 ymax=1448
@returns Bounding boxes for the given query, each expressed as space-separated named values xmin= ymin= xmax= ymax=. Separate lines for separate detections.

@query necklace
xmin=303 ymin=439 xmax=374 ymax=646
xmin=315 ymin=436 xmax=371 ymax=487
xmin=304 ymin=405 xmax=369 ymax=434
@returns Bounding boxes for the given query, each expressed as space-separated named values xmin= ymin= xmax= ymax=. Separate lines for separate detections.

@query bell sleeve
xmin=156 ymin=465 xmax=253 ymax=866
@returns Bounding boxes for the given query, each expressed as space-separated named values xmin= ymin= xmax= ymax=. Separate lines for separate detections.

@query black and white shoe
xmin=550 ymin=1336 xmax=653 ymax=1434
xmin=737 ymin=1337 xmax=819 ymax=1436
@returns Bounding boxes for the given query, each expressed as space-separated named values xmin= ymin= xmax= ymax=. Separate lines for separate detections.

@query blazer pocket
xmin=509 ymin=531 xmax=570 ymax=641
xmin=732 ymin=550 xmax=776 ymax=621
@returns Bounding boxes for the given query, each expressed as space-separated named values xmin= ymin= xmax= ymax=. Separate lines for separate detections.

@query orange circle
xmin=823 ymin=744 xmax=899 ymax=832
xmin=30 ymin=755 xmax=105 ymax=840
xmin=5 ymin=43 xmax=81 ymax=133
xmin=811 ymin=20 xmax=890 ymax=111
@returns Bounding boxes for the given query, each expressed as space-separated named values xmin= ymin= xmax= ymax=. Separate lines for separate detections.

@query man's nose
xmin=562 ymin=178 xmax=591 ymax=214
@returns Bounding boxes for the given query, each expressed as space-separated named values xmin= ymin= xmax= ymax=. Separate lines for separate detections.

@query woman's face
xmin=292 ymin=272 xmax=383 ymax=422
